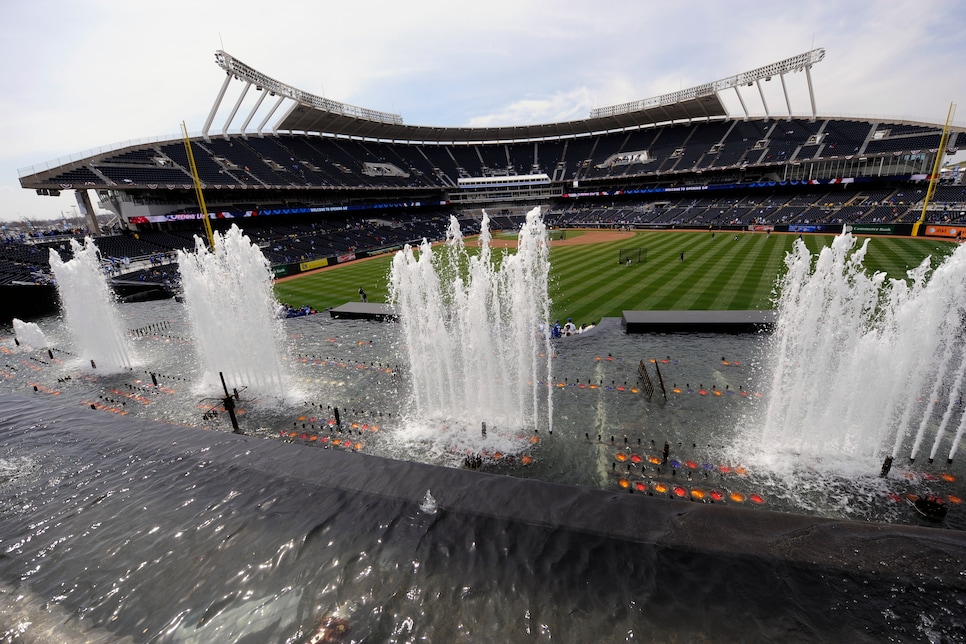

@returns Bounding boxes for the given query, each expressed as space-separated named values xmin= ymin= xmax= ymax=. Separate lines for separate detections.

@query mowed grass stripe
xmin=864 ymin=238 xmax=917 ymax=279
xmin=863 ymin=237 xmax=949 ymax=277
xmin=643 ymin=233 xmax=736 ymax=308
xmin=275 ymin=231 xmax=955 ymax=323
xmin=692 ymin=233 xmax=769 ymax=309
xmin=275 ymin=256 xmax=394 ymax=311
xmin=549 ymin=237 xmax=647 ymax=292
xmin=549 ymin=242 xmax=646 ymax=322
xmin=707 ymin=234 xmax=775 ymax=309
xmin=650 ymin=234 xmax=744 ymax=309
xmin=717 ymin=234 xmax=804 ymax=309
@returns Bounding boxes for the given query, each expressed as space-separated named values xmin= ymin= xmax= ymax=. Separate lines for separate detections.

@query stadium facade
xmin=6 ymin=48 xmax=965 ymax=319
xmin=18 ymin=48 xmax=965 ymax=231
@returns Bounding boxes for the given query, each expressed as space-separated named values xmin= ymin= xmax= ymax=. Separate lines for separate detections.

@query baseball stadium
xmin=1 ymin=48 xmax=966 ymax=641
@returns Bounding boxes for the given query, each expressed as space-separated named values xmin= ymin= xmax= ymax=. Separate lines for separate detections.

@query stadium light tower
xmin=204 ymin=50 xmax=403 ymax=140
xmin=590 ymin=48 xmax=826 ymax=122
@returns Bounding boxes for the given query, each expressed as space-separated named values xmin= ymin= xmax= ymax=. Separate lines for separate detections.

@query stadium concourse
xmin=7 ymin=47 xmax=966 ymax=321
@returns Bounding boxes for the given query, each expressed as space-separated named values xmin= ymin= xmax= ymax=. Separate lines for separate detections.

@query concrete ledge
xmin=329 ymin=302 xmax=396 ymax=321
xmin=622 ymin=310 xmax=776 ymax=333
xmin=0 ymin=393 xmax=962 ymax=589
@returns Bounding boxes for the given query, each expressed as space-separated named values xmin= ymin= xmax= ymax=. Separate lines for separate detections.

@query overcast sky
xmin=2 ymin=0 xmax=965 ymax=221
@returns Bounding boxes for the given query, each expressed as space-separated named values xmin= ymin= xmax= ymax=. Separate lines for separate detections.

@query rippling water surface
xmin=1 ymin=302 xmax=964 ymax=641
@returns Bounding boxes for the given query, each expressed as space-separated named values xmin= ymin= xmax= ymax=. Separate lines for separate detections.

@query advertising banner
xmin=850 ymin=224 xmax=896 ymax=235
xmin=922 ymin=225 xmax=963 ymax=239
xmin=272 ymin=264 xmax=297 ymax=278
xmin=299 ymin=258 xmax=329 ymax=272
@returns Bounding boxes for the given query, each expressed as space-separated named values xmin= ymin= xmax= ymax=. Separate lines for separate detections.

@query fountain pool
xmin=1 ymin=296 xmax=962 ymax=526
xmin=0 ymin=222 xmax=964 ymax=640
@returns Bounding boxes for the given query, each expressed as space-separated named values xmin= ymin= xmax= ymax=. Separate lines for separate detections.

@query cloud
xmin=466 ymin=88 xmax=596 ymax=128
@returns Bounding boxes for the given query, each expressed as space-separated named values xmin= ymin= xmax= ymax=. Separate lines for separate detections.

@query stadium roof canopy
xmin=209 ymin=48 xmax=826 ymax=143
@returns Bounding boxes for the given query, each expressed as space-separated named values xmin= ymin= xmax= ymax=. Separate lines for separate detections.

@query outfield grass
xmin=274 ymin=231 xmax=955 ymax=325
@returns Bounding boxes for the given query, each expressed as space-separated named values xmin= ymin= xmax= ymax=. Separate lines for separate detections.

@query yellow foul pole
xmin=912 ymin=103 xmax=957 ymax=237
xmin=181 ymin=121 xmax=215 ymax=250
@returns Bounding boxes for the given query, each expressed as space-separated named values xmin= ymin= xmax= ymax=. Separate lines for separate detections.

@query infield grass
xmin=274 ymin=231 xmax=955 ymax=326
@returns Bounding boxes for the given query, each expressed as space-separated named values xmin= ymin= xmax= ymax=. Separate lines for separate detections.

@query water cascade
xmin=752 ymin=233 xmax=966 ymax=469
xmin=177 ymin=225 xmax=288 ymax=398
xmin=389 ymin=207 xmax=553 ymax=452
xmin=12 ymin=318 xmax=48 ymax=349
xmin=48 ymin=238 xmax=134 ymax=371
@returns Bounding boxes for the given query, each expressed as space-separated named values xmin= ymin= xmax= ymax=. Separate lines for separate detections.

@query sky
xmin=1 ymin=0 xmax=965 ymax=221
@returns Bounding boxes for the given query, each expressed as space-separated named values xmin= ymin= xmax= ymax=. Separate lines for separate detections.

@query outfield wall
xmin=271 ymin=243 xmax=412 ymax=279
xmin=623 ymin=222 xmax=918 ymax=236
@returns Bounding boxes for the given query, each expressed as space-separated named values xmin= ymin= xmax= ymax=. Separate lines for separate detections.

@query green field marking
xmin=275 ymin=231 xmax=954 ymax=324
xmin=274 ymin=255 xmax=395 ymax=311
xmin=715 ymin=234 xmax=793 ymax=309
xmin=860 ymin=236 xmax=950 ymax=278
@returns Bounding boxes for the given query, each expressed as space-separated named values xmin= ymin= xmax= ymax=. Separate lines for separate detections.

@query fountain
xmin=48 ymin=237 xmax=134 ymax=371
xmin=2 ymin=226 xmax=965 ymax=641
xmin=748 ymin=233 xmax=966 ymax=471
xmin=12 ymin=318 xmax=47 ymax=350
xmin=388 ymin=207 xmax=553 ymax=455
xmin=177 ymin=224 xmax=288 ymax=398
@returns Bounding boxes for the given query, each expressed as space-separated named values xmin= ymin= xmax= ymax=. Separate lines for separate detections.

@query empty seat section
xmin=365 ymin=142 xmax=440 ymax=187
xmin=419 ymin=146 xmax=461 ymax=184
xmin=507 ymin=142 xmax=538 ymax=175
xmin=863 ymin=133 xmax=942 ymax=155
xmin=648 ymin=124 xmax=697 ymax=172
xmin=99 ymin=166 xmax=191 ymax=185
xmin=710 ymin=120 xmax=771 ymax=168
xmin=818 ymin=120 xmax=873 ymax=157
xmin=202 ymin=138 xmax=292 ymax=186
xmin=43 ymin=166 xmax=102 ymax=186
xmin=447 ymin=145 xmax=484 ymax=177
xmin=674 ymin=121 xmax=733 ymax=172
xmin=534 ymin=140 xmax=567 ymax=179
xmin=477 ymin=144 xmax=509 ymax=174
xmin=159 ymin=141 xmax=233 ymax=185
xmin=561 ymin=137 xmax=598 ymax=180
